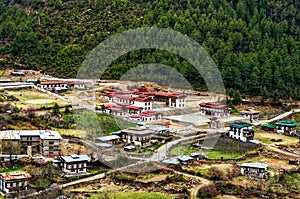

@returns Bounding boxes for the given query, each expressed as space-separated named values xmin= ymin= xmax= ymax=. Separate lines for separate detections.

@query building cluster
xmin=37 ymin=81 xmax=87 ymax=92
xmin=101 ymin=86 xmax=187 ymax=122
xmin=95 ymin=124 xmax=170 ymax=148
xmin=0 ymin=130 xmax=61 ymax=157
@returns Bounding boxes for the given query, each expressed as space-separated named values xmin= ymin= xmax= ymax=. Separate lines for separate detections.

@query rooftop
xmin=275 ymin=120 xmax=297 ymax=127
xmin=262 ymin=124 xmax=275 ymax=129
xmin=95 ymin=135 xmax=120 ymax=142
xmin=120 ymin=127 xmax=156 ymax=137
xmin=162 ymin=157 xmax=180 ymax=165
xmin=240 ymin=110 xmax=260 ymax=114
xmin=176 ymin=155 xmax=193 ymax=162
xmin=61 ymin=155 xmax=91 ymax=163
xmin=0 ymin=171 xmax=31 ymax=181
xmin=229 ymin=121 xmax=253 ymax=128
xmin=239 ymin=162 xmax=268 ymax=169
xmin=199 ymin=102 xmax=228 ymax=109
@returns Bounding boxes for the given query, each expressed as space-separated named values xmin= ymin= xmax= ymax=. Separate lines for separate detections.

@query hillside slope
xmin=0 ymin=0 xmax=299 ymax=99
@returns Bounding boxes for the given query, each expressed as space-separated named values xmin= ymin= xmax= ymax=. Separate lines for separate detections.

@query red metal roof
xmin=199 ymin=102 xmax=227 ymax=109
xmin=127 ymin=105 xmax=143 ymax=110
xmin=0 ymin=171 xmax=31 ymax=181
xmin=130 ymin=114 xmax=141 ymax=118
xmin=141 ymin=110 xmax=161 ymax=117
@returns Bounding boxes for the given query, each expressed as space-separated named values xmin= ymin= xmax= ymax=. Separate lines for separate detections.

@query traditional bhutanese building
xmin=240 ymin=110 xmax=260 ymax=122
xmin=0 ymin=171 xmax=31 ymax=194
xmin=274 ymin=120 xmax=298 ymax=135
xmin=199 ymin=102 xmax=229 ymax=117
xmin=227 ymin=122 xmax=255 ymax=142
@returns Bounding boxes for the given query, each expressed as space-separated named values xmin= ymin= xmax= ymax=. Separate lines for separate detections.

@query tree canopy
xmin=0 ymin=0 xmax=299 ymax=100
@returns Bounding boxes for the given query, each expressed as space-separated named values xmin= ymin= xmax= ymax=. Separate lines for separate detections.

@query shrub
xmin=197 ymin=184 xmax=219 ymax=199
xmin=207 ymin=166 xmax=228 ymax=181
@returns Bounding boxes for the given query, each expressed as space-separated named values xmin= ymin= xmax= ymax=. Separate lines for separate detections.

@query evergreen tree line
xmin=0 ymin=0 xmax=299 ymax=100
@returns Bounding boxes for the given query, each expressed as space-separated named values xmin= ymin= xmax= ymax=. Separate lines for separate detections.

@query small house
xmin=240 ymin=110 xmax=260 ymax=123
xmin=274 ymin=120 xmax=298 ymax=135
xmin=208 ymin=116 xmax=220 ymax=129
xmin=239 ymin=162 xmax=268 ymax=180
xmin=0 ymin=171 xmax=31 ymax=194
xmin=190 ymin=152 xmax=208 ymax=160
xmin=59 ymin=155 xmax=91 ymax=174
xmin=176 ymin=155 xmax=193 ymax=165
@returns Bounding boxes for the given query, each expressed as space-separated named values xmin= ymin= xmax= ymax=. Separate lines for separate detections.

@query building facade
xmin=274 ymin=120 xmax=298 ymax=135
xmin=239 ymin=162 xmax=268 ymax=180
xmin=0 ymin=130 xmax=61 ymax=157
xmin=227 ymin=122 xmax=255 ymax=142
xmin=199 ymin=102 xmax=229 ymax=117
xmin=240 ymin=110 xmax=260 ymax=122
xmin=57 ymin=155 xmax=91 ymax=174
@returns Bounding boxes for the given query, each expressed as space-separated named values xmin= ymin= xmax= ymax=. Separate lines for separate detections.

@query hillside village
xmin=0 ymin=70 xmax=299 ymax=198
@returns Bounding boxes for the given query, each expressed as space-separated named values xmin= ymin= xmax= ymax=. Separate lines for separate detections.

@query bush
xmin=197 ymin=184 xmax=219 ymax=199
xmin=207 ymin=167 xmax=228 ymax=181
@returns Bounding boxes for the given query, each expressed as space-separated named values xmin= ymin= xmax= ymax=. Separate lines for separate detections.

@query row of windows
xmin=6 ymin=181 xmax=28 ymax=188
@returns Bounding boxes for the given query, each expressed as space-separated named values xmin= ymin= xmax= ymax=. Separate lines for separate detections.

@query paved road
xmin=0 ymin=82 xmax=34 ymax=89
xmin=253 ymin=109 xmax=300 ymax=126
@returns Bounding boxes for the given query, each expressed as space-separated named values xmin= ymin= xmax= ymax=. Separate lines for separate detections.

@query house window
xmin=13 ymin=183 xmax=16 ymax=187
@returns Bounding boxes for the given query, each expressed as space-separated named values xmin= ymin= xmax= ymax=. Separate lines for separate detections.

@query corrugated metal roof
xmin=239 ymin=162 xmax=268 ymax=169
xmin=61 ymin=155 xmax=91 ymax=163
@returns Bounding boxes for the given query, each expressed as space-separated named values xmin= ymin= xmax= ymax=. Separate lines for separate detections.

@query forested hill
xmin=0 ymin=0 xmax=299 ymax=100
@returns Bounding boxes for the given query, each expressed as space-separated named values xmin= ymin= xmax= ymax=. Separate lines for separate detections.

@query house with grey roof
xmin=239 ymin=162 xmax=268 ymax=180
xmin=54 ymin=155 xmax=91 ymax=174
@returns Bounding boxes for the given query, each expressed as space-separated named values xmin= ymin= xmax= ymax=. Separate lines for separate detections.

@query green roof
xmin=229 ymin=121 xmax=252 ymax=128
xmin=274 ymin=120 xmax=297 ymax=127
xmin=262 ymin=124 xmax=275 ymax=129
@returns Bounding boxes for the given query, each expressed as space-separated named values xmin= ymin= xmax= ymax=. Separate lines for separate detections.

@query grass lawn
xmin=139 ymin=173 xmax=160 ymax=180
xmin=89 ymin=191 xmax=177 ymax=199
xmin=57 ymin=129 xmax=86 ymax=138
xmin=0 ymin=70 xmax=4 ymax=76
xmin=32 ymin=178 xmax=52 ymax=188
xmin=0 ymin=168 xmax=22 ymax=173
xmin=205 ymin=150 xmax=242 ymax=159
xmin=170 ymin=145 xmax=199 ymax=156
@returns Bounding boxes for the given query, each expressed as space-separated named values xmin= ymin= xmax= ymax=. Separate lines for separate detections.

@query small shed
xmin=190 ymin=152 xmax=208 ymax=160
xmin=176 ymin=155 xmax=193 ymax=165
xmin=261 ymin=124 xmax=275 ymax=132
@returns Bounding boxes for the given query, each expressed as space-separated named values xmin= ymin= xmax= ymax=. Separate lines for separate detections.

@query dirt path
xmin=266 ymin=145 xmax=300 ymax=159
xmin=162 ymin=167 xmax=211 ymax=199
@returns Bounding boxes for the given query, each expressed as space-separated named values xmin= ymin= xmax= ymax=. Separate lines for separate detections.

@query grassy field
xmin=169 ymin=145 xmax=199 ymax=156
xmin=205 ymin=150 xmax=242 ymax=159
xmin=0 ymin=168 xmax=22 ymax=173
xmin=255 ymin=131 xmax=299 ymax=146
xmin=89 ymin=191 xmax=177 ymax=199
xmin=57 ymin=129 xmax=86 ymax=138
xmin=0 ymin=70 xmax=4 ymax=76
xmin=169 ymin=145 xmax=242 ymax=159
